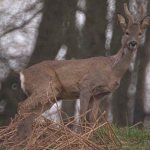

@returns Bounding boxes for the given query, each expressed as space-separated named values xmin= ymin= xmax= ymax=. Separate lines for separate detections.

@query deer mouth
xmin=128 ymin=45 xmax=137 ymax=51
xmin=128 ymin=41 xmax=137 ymax=51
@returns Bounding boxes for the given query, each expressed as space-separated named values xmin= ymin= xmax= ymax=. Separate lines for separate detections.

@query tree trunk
xmin=28 ymin=0 xmax=73 ymax=66
xmin=111 ymin=0 xmax=131 ymax=126
xmin=134 ymin=23 xmax=150 ymax=128
xmin=134 ymin=0 xmax=149 ymax=127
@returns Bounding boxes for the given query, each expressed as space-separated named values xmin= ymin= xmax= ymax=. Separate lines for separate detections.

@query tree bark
xmin=111 ymin=0 xmax=136 ymax=126
xmin=28 ymin=0 xmax=73 ymax=66
xmin=134 ymin=23 xmax=150 ymax=127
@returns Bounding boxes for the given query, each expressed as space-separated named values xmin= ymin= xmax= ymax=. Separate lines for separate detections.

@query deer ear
xmin=141 ymin=16 xmax=150 ymax=30
xmin=117 ymin=14 xmax=127 ymax=31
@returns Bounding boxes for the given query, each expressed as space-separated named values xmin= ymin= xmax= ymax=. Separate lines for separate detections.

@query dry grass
xmin=0 ymin=81 xmax=121 ymax=150
xmin=0 ymin=110 xmax=121 ymax=150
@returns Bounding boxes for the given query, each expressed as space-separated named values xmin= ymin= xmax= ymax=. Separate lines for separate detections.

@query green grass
xmin=114 ymin=127 xmax=150 ymax=150
xmin=93 ymin=126 xmax=150 ymax=150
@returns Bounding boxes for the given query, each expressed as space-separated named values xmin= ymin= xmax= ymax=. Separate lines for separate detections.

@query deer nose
xmin=128 ymin=41 xmax=137 ymax=48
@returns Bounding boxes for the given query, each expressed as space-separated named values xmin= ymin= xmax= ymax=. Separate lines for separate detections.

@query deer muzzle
xmin=128 ymin=40 xmax=137 ymax=50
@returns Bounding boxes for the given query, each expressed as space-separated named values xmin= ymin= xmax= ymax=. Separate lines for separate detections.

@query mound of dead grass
xmin=0 ymin=111 xmax=121 ymax=150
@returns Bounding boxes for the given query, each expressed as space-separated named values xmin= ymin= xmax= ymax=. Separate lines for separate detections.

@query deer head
xmin=117 ymin=3 xmax=150 ymax=51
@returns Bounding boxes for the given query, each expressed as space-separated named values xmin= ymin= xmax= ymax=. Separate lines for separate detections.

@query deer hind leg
xmin=19 ymin=83 xmax=61 ymax=114
xmin=87 ymin=93 xmax=111 ymax=127
xmin=17 ymin=102 xmax=51 ymax=140
xmin=17 ymin=85 xmax=61 ymax=140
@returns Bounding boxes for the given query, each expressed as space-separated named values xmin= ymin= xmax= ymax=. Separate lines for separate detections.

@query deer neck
xmin=111 ymin=46 xmax=136 ymax=79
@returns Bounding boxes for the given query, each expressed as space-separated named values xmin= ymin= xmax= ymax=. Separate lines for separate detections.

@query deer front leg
xmin=79 ymin=87 xmax=92 ymax=132
xmin=87 ymin=97 xmax=100 ymax=127
xmin=87 ymin=93 xmax=111 ymax=127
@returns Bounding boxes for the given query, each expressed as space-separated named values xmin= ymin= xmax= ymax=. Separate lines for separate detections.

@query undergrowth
xmin=94 ymin=126 xmax=150 ymax=150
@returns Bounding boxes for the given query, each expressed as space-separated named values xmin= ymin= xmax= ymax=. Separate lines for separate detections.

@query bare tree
xmin=134 ymin=0 xmax=150 ymax=127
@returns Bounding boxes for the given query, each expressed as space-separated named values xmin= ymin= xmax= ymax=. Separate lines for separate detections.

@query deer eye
xmin=11 ymin=83 xmax=18 ymax=90
xmin=125 ymin=31 xmax=129 ymax=35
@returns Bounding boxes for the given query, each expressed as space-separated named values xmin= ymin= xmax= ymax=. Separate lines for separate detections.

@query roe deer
xmin=8 ymin=3 xmax=150 ymax=137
